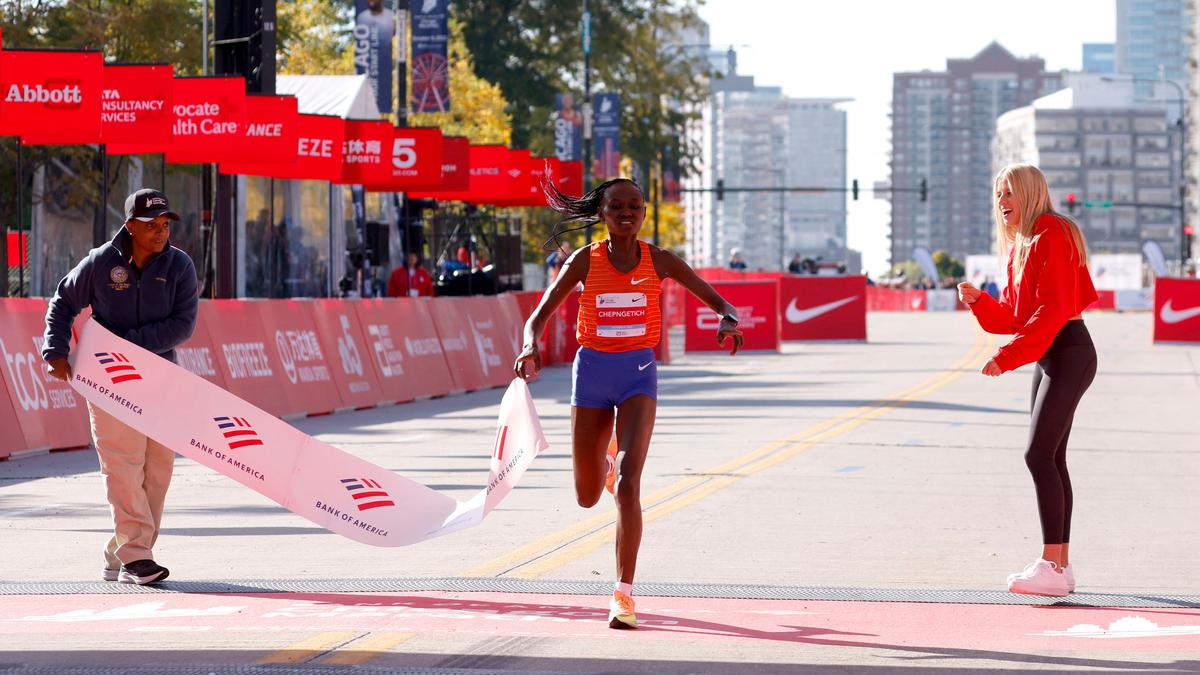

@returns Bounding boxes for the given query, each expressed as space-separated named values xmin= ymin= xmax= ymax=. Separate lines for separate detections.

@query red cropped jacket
xmin=969 ymin=214 xmax=1098 ymax=372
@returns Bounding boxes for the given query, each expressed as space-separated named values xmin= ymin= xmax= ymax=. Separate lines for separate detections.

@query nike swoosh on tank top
xmin=577 ymin=239 xmax=663 ymax=352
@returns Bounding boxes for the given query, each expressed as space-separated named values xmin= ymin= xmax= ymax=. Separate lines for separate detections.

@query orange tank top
xmin=577 ymin=240 xmax=662 ymax=352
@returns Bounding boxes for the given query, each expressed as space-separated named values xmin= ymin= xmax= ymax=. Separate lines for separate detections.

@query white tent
xmin=276 ymin=74 xmax=382 ymax=119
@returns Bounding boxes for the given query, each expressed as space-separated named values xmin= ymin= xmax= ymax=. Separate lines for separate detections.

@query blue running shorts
xmin=571 ymin=347 xmax=658 ymax=409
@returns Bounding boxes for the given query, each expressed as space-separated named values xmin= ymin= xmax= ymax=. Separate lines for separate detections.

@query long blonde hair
xmin=993 ymin=163 xmax=1088 ymax=281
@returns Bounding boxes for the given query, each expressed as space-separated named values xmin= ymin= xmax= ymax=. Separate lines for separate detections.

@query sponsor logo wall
xmin=685 ymin=280 xmax=780 ymax=353
xmin=780 ymin=276 xmax=867 ymax=341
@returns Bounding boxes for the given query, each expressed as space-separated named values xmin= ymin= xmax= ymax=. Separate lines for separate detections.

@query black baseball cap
xmin=125 ymin=188 xmax=180 ymax=222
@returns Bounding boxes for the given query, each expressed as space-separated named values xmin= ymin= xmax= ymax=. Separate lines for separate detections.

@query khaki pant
xmin=88 ymin=403 xmax=174 ymax=569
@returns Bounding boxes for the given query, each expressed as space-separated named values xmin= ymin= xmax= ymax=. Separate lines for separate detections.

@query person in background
xmin=787 ymin=253 xmax=803 ymax=274
xmin=387 ymin=251 xmax=434 ymax=298
xmin=728 ymin=248 xmax=747 ymax=270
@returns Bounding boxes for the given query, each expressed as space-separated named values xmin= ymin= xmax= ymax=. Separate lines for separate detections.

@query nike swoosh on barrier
xmin=630 ymin=278 xmax=648 ymax=285
xmin=1160 ymin=298 xmax=1200 ymax=324
xmin=785 ymin=296 xmax=858 ymax=324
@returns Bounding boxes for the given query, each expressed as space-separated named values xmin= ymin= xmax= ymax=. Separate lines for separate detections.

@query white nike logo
xmin=1160 ymin=298 xmax=1200 ymax=324
xmin=630 ymin=277 xmax=648 ymax=285
xmin=785 ymin=296 xmax=858 ymax=324
xmin=638 ymin=361 xmax=653 ymax=371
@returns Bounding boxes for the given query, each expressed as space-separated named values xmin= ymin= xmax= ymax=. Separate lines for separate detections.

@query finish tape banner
xmin=69 ymin=318 xmax=548 ymax=547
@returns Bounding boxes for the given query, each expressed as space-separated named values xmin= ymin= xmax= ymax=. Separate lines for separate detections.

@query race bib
xmin=595 ymin=292 xmax=647 ymax=338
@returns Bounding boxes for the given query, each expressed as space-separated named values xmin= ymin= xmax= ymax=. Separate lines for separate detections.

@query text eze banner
xmin=70 ymin=319 xmax=548 ymax=547
xmin=0 ymin=50 xmax=104 ymax=145
xmin=163 ymin=76 xmax=248 ymax=164
xmin=99 ymin=64 xmax=174 ymax=146
xmin=221 ymin=113 xmax=344 ymax=181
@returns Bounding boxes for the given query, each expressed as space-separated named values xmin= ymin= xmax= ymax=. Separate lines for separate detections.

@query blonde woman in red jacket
xmin=958 ymin=164 xmax=1098 ymax=597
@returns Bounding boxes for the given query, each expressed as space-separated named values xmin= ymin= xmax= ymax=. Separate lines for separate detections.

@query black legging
xmin=1026 ymin=320 xmax=1097 ymax=545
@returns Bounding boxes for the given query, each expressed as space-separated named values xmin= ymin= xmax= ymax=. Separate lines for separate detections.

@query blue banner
xmin=411 ymin=0 xmax=450 ymax=113
xmin=554 ymin=93 xmax=583 ymax=162
xmin=353 ymin=0 xmax=396 ymax=115
xmin=593 ymin=93 xmax=621 ymax=178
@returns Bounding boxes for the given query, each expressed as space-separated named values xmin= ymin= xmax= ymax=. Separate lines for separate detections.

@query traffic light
xmin=1065 ymin=192 xmax=1077 ymax=214
xmin=919 ymin=178 xmax=928 ymax=202
xmin=851 ymin=179 xmax=859 ymax=201
xmin=716 ymin=179 xmax=725 ymax=201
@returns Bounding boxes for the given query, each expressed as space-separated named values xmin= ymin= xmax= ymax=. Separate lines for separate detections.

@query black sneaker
xmin=118 ymin=559 xmax=169 ymax=585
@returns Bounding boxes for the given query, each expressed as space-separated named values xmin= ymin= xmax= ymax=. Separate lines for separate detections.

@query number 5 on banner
xmin=393 ymin=137 xmax=417 ymax=170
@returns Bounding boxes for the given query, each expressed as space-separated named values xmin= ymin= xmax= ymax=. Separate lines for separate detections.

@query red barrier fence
xmin=0 ymin=294 xmax=544 ymax=458
xmin=685 ymin=280 xmax=780 ymax=353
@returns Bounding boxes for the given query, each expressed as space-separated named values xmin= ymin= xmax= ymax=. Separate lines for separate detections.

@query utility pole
xmin=581 ymin=0 xmax=593 ymax=242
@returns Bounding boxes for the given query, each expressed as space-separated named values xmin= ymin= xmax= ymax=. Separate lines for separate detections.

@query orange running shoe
xmin=604 ymin=438 xmax=618 ymax=494
xmin=608 ymin=590 xmax=637 ymax=629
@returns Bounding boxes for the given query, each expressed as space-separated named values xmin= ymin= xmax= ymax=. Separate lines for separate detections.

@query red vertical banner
xmin=338 ymin=119 xmax=394 ymax=185
xmin=685 ymin=280 xmax=780 ymax=353
xmin=99 ymin=64 xmax=174 ymax=147
xmin=257 ymin=300 xmax=343 ymax=417
xmin=0 ymin=50 xmax=104 ymax=144
xmin=307 ymin=299 xmax=384 ymax=410
xmin=201 ymin=301 xmax=291 ymax=418
xmin=162 ymin=76 xmax=248 ymax=164
xmin=174 ymin=304 xmax=227 ymax=389
xmin=427 ymin=297 xmax=487 ymax=392
xmin=0 ymin=299 xmax=91 ymax=453
xmin=353 ymin=298 xmax=454 ymax=402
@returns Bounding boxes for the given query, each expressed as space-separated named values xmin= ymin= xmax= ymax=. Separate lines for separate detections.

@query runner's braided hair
xmin=541 ymin=172 xmax=642 ymax=251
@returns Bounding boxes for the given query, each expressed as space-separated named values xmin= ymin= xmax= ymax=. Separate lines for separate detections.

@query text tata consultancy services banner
xmin=70 ymin=319 xmax=548 ymax=547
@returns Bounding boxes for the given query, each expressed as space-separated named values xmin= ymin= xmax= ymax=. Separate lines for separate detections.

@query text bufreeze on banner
xmin=222 ymin=113 xmax=344 ymax=181
xmin=163 ymin=76 xmax=248 ymax=164
xmin=411 ymin=0 xmax=450 ymax=113
xmin=0 ymin=50 xmax=104 ymax=145
xmin=353 ymin=0 xmax=396 ymax=115
xmin=99 ymin=64 xmax=174 ymax=147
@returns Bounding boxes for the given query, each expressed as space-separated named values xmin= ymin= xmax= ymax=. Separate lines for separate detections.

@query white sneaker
xmin=1007 ymin=559 xmax=1069 ymax=597
xmin=1063 ymin=563 xmax=1075 ymax=593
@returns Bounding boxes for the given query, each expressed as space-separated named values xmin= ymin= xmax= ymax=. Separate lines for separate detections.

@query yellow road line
xmin=256 ymin=631 xmax=359 ymax=664
xmin=464 ymin=329 xmax=993 ymax=578
xmin=319 ymin=632 xmax=416 ymax=665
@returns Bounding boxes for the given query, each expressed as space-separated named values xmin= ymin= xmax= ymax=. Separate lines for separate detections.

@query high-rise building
xmin=1116 ymin=0 xmax=1190 ymax=100
xmin=1083 ymin=43 xmax=1116 ymax=74
xmin=785 ymin=99 xmax=852 ymax=266
xmin=889 ymin=43 xmax=1063 ymax=266
xmin=993 ymin=78 xmax=1177 ymax=256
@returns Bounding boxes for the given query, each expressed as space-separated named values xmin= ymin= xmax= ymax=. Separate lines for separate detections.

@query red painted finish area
xmin=3 ymin=592 xmax=1198 ymax=652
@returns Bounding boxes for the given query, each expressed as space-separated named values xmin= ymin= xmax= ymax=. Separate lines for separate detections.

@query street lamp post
xmin=1103 ymin=75 xmax=1188 ymax=266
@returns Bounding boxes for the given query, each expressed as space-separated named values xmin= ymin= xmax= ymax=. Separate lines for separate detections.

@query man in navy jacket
xmin=42 ymin=188 xmax=198 ymax=585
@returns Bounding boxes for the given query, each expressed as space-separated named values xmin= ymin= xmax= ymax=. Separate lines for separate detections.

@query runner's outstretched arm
xmin=514 ymin=246 xmax=591 ymax=378
xmin=652 ymin=247 xmax=744 ymax=355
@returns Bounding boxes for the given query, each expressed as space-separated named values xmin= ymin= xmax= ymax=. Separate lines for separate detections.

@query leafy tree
xmin=454 ymin=0 xmax=710 ymax=178
xmin=276 ymin=0 xmax=356 ymax=75
xmin=408 ymin=19 xmax=511 ymax=145
xmin=932 ymin=250 xmax=965 ymax=280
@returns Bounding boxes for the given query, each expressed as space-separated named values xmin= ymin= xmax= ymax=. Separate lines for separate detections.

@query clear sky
xmin=697 ymin=0 xmax=1117 ymax=276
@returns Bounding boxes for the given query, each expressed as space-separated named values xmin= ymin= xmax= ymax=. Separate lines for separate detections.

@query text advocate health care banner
xmin=70 ymin=318 xmax=548 ymax=547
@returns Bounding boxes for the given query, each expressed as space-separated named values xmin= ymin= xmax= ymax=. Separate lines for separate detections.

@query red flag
xmin=0 ymin=50 xmax=104 ymax=145
xmin=338 ymin=119 xmax=393 ymax=185
xmin=558 ymin=160 xmax=584 ymax=197
xmin=363 ymin=126 xmax=444 ymax=192
xmin=163 ymin=76 xmax=248 ymax=164
xmin=100 ymin=64 xmax=174 ymax=148
xmin=235 ymin=94 xmax=299 ymax=163
xmin=221 ymin=113 xmax=344 ymax=181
